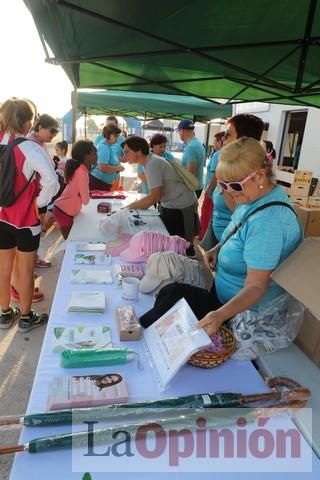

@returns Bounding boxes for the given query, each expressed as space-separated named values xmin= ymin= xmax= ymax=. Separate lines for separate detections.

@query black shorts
xmin=38 ymin=205 xmax=48 ymax=214
xmin=0 ymin=221 xmax=41 ymax=252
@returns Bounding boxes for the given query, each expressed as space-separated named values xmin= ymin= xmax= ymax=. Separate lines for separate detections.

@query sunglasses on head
xmin=217 ymin=171 xmax=257 ymax=193
xmin=50 ymin=127 xmax=59 ymax=135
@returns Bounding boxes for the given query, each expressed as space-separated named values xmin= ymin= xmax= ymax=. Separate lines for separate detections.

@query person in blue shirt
xmin=178 ymin=119 xmax=205 ymax=198
xmin=149 ymin=138 xmax=302 ymax=357
xmin=137 ymin=133 xmax=174 ymax=194
xmin=89 ymin=124 xmax=125 ymax=190
xmin=94 ymin=115 xmax=126 ymax=162
xmin=201 ymin=113 xmax=265 ymax=250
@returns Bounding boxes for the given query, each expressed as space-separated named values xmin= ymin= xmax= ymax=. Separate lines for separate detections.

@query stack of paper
xmin=52 ymin=326 xmax=112 ymax=353
xmin=74 ymin=253 xmax=111 ymax=265
xmin=71 ymin=269 xmax=113 ymax=284
xmin=68 ymin=291 xmax=106 ymax=313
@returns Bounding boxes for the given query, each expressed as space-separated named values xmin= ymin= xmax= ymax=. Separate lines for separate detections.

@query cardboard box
xmin=293 ymin=205 xmax=320 ymax=236
xmin=308 ymin=196 xmax=320 ymax=208
xmin=312 ymin=179 xmax=320 ymax=197
xmin=289 ymin=195 xmax=309 ymax=208
xmin=293 ymin=170 xmax=313 ymax=185
xmin=290 ymin=183 xmax=310 ymax=197
xmin=271 ymin=238 xmax=320 ymax=366
xmin=116 ymin=305 xmax=141 ymax=341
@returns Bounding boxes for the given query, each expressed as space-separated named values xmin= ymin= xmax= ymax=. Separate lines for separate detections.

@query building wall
xmin=233 ymin=103 xmax=320 ymax=178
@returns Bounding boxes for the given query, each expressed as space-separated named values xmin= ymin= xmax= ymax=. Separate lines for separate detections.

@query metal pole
xmin=204 ymin=121 xmax=211 ymax=162
xmin=71 ymin=88 xmax=78 ymax=144
xmin=84 ymin=109 xmax=87 ymax=139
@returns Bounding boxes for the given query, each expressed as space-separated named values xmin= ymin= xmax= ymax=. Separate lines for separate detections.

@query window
xmin=279 ymin=111 xmax=307 ymax=169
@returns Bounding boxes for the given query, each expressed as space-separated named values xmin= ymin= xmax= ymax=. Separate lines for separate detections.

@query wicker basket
xmin=188 ymin=326 xmax=236 ymax=368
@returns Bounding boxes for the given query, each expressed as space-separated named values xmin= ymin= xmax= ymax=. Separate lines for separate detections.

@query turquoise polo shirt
xmin=205 ymin=150 xmax=220 ymax=188
xmin=212 ymin=187 xmax=232 ymax=241
xmin=181 ymin=137 xmax=205 ymax=189
xmin=215 ymin=185 xmax=303 ymax=312
xmin=112 ymin=134 xmax=126 ymax=160
xmin=90 ymin=140 xmax=120 ymax=185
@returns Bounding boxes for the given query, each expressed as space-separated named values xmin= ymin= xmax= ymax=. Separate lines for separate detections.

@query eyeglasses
xmin=50 ymin=128 xmax=59 ymax=135
xmin=217 ymin=171 xmax=257 ymax=193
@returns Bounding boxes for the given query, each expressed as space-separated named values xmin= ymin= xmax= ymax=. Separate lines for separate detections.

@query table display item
xmin=188 ymin=326 xmax=236 ymax=368
xmin=47 ymin=374 xmax=128 ymax=410
xmin=71 ymin=269 xmax=113 ymax=284
xmin=1 ymin=377 xmax=310 ymax=428
xmin=74 ymin=253 xmax=112 ymax=266
xmin=121 ymin=276 xmax=140 ymax=301
xmin=97 ymin=201 xmax=112 ymax=213
xmin=60 ymin=348 xmax=140 ymax=368
xmin=90 ymin=190 xmax=126 ymax=199
xmin=52 ymin=326 xmax=112 ymax=353
xmin=142 ymin=298 xmax=211 ymax=390
xmin=116 ymin=305 xmax=141 ymax=341
xmin=115 ymin=263 xmax=144 ymax=279
xmin=68 ymin=291 xmax=106 ymax=313
xmin=76 ymin=242 xmax=107 ymax=252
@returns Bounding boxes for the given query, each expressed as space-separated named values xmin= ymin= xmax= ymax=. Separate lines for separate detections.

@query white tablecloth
xmin=9 ymin=203 xmax=320 ymax=479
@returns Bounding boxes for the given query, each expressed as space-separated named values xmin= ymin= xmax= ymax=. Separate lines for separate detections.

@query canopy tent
xmin=77 ymin=90 xmax=232 ymax=121
xmin=24 ymin=0 xmax=320 ymax=108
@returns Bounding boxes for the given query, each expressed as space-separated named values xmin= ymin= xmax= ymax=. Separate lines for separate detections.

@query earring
xmin=259 ymin=185 xmax=264 ymax=189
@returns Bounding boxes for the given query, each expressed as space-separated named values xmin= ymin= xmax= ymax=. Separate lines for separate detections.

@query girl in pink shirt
xmin=53 ymin=141 xmax=97 ymax=239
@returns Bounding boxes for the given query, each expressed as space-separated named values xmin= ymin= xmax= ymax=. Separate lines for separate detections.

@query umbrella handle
xmin=256 ymin=399 xmax=307 ymax=418
xmin=0 ymin=444 xmax=26 ymax=455
xmin=267 ymin=376 xmax=304 ymax=390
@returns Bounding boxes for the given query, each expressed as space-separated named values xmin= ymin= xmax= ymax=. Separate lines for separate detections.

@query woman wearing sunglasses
xmin=147 ymin=137 xmax=303 ymax=359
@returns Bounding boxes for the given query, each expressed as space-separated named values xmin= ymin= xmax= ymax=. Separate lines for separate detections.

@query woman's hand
xmin=117 ymin=165 xmax=125 ymax=173
xmin=203 ymin=244 xmax=220 ymax=271
xmin=197 ymin=310 xmax=225 ymax=336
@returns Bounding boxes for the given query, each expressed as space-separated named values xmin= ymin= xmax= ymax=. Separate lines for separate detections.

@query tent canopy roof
xmin=24 ymin=0 xmax=320 ymax=107
xmin=77 ymin=90 xmax=232 ymax=120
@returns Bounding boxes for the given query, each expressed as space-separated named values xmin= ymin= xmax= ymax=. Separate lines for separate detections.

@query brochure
xmin=52 ymin=326 xmax=112 ymax=353
xmin=47 ymin=374 xmax=128 ymax=410
xmin=68 ymin=291 xmax=106 ymax=313
xmin=76 ymin=242 xmax=107 ymax=252
xmin=71 ymin=269 xmax=113 ymax=284
xmin=74 ymin=253 xmax=112 ymax=266
xmin=142 ymin=298 xmax=211 ymax=391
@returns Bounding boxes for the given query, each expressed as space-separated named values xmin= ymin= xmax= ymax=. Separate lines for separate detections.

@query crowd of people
xmin=0 ymin=98 xmax=302 ymax=358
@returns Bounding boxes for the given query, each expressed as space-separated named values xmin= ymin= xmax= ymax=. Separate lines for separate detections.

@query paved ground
xmin=0 ymin=226 xmax=64 ymax=479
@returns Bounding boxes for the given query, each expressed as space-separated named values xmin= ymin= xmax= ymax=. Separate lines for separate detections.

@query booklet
xmin=74 ymin=253 xmax=112 ymax=266
xmin=76 ymin=242 xmax=107 ymax=252
xmin=47 ymin=374 xmax=128 ymax=410
xmin=68 ymin=291 xmax=106 ymax=313
xmin=52 ymin=326 xmax=112 ymax=353
xmin=142 ymin=298 xmax=211 ymax=391
xmin=71 ymin=269 xmax=113 ymax=284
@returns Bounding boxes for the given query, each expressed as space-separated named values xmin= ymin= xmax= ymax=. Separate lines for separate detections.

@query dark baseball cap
xmin=177 ymin=119 xmax=195 ymax=130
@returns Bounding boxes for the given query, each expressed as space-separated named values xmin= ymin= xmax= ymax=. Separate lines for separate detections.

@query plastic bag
xmin=228 ymin=293 xmax=305 ymax=360
xmin=99 ymin=208 xmax=135 ymax=240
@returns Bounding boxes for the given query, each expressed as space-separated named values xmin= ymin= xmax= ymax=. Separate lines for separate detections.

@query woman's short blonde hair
xmin=0 ymin=98 xmax=36 ymax=135
xmin=216 ymin=137 xmax=270 ymax=181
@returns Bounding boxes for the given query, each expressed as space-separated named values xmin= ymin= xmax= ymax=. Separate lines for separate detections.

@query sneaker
xmin=10 ymin=286 xmax=44 ymax=303
xmin=18 ymin=311 xmax=48 ymax=333
xmin=35 ymin=256 xmax=51 ymax=268
xmin=0 ymin=306 xmax=20 ymax=329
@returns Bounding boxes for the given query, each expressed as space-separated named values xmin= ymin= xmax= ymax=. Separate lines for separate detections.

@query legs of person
xmin=35 ymin=205 xmax=51 ymax=268
xmin=0 ymin=248 xmax=16 ymax=312
xmin=13 ymin=250 xmax=36 ymax=315
xmin=199 ymin=196 xmax=213 ymax=240
xmin=53 ymin=206 xmax=74 ymax=240
xmin=159 ymin=206 xmax=185 ymax=238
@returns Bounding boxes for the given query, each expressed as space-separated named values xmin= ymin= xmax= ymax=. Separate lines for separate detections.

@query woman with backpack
xmin=53 ymin=140 xmax=97 ymax=239
xmin=0 ymin=98 xmax=59 ymax=332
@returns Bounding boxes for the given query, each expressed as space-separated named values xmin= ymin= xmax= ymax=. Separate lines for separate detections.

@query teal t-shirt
xmin=91 ymin=140 xmax=119 ymax=185
xmin=181 ymin=137 xmax=205 ymax=189
xmin=215 ymin=185 xmax=303 ymax=312
xmin=205 ymin=150 xmax=220 ymax=187
xmin=94 ymin=133 xmax=103 ymax=146
xmin=212 ymin=187 xmax=232 ymax=241
xmin=112 ymin=134 xmax=126 ymax=160
xmin=137 ymin=150 xmax=174 ymax=194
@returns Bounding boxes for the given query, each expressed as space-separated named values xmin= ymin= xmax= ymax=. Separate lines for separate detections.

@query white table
xmin=69 ymin=194 xmax=167 ymax=242
xmin=9 ymin=204 xmax=320 ymax=479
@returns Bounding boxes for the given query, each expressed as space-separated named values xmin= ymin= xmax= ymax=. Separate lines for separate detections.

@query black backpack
xmin=0 ymin=137 xmax=35 ymax=207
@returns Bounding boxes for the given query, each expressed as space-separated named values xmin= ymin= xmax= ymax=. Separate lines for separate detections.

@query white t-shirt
xmin=144 ymin=154 xmax=196 ymax=209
